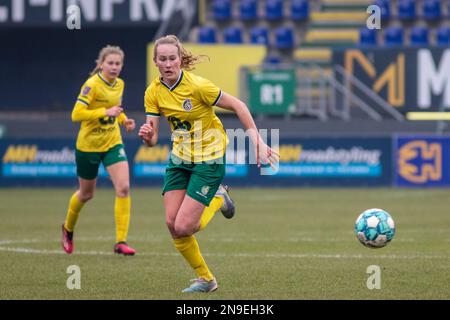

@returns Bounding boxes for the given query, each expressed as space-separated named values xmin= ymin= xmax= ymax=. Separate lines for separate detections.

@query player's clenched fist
xmin=139 ymin=123 xmax=154 ymax=144
xmin=105 ymin=105 xmax=123 ymax=117
xmin=123 ymin=118 xmax=135 ymax=132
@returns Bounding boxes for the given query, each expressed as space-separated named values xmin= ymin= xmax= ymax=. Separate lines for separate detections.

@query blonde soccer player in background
xmin=61 ymin=45 xmax=137 ymax=256
xmin=139 ymin=35 xmax=279 ymax=292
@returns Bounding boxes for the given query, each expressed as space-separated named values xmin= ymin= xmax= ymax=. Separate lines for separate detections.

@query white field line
xmin=0 ymin=236 xmax=418 ymax=244
xmin=0 ymin=239 xmax=448 ymax=259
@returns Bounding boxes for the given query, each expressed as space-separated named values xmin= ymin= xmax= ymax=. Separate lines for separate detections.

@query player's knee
xmin=115 ymin=184 xmax=130 ymax=197
xmin=167 ymin=226 xmax=177 ymax=239
xmin=166 ymin=218 xmax=176 ymax=232
xmin=174 ymin=223 xmax=195 ymax=237
xmin=78 ymin=191 xmax=94 ymax=202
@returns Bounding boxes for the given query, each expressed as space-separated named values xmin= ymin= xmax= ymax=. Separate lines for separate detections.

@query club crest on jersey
xmin=182 ymin=99 xmax=193 ymax=111
xmin=201 ymin=186 xmax=210 ymax=196
xmin=82 ymin=86 xmax=91 ymax=96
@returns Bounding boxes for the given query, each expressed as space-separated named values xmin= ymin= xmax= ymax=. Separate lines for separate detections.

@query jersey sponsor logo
xmin=168 ymin=116 xmax=191 ymax=131
xmin=98 ymin=117 xmax=115 ymax=125
xmin=92 ymin=127 xmax=115 ymax=134
xmin=182 ymin=99 xmax=193 ymax=111
xmin=82 ymin=86 xmax=91 ymax=95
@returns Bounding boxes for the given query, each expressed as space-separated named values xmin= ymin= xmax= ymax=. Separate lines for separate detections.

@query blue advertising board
xmin=0 ymin=139 xmax=109 ymax=187
xmin=0 ymin=137 xmax=392 ymax=187
xmin=0 ymin=138 xmax=250 ymax=187
xmin=265 ymin=137 xmax=392 ymax=186
xmin=394 ymin=135 xmax=450 ymax=187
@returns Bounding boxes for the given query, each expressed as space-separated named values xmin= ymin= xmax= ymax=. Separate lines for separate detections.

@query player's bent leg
xmin=62 ymin=178 xmax=96 ymax=254
xmin=173 ymin=195 xmax=205 ymax=237
xmin=190 ymin=160 xmax=230 ymax=230
xmin=172 ymin=196 xmax=217 ymax=292
xmin=173 ymin=235 xmax=216 ymax=292
xmin=164 ymin=190 xmax=187 ymax=238
xmin=107 ymin=161 xmax=136 ymax=255
xmin=199 ymin=196 xmax=223 ymax=231
xmin=77 ymin=177 xmax=96 ymax=202
xmin=64 ymin=191 xmax=85 ymax=232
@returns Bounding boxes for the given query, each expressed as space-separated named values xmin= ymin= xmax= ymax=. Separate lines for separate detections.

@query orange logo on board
xmin=398 ymin=140 xmax=442 ymax=183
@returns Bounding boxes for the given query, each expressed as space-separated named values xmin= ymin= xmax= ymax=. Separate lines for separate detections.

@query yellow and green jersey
xmin=72 ymin=72 xmax=127 ymax=152
xmin=144 ymin=70 xmax=227 ymax=163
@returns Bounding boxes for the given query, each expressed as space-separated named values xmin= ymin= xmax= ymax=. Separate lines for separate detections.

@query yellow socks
xmin=172 ymin=196 xmax=222 ymax=281
xmin=199 ymin=196 xmax=224 ymax=231
xmin=115 ymin=196 xmax=131 ymax=243
xmin=64 ymin=193 xmax=131 ymax=242
xmin=64 ymin=192 xmax=85 ymax=232
xmin=173 ymin=236 xmax=214 ymax=281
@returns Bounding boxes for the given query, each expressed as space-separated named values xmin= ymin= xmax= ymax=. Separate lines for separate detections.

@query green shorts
xmin=75 ymin=144 xmax=127 ymax=180
xmin=162 ymin=154 xmax=226 ymax=206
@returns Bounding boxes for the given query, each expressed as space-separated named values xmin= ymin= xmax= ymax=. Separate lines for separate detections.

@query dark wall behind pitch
xmin=0 ymin=27 xmax=157 ymax=111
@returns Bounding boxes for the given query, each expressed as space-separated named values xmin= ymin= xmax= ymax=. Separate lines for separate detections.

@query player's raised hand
xmin=106 ymin=105 xmax=123 ymax=117
xmin=256 ymin=139 xmax=279 ymax=170
xmin=124 ymin=118 xmax=135 ymax=132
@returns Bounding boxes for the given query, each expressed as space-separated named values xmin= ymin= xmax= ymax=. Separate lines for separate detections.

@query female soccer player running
xmin=139 ymin=35 xmax=278 ymax=292
xmin=61 ymin=45 xmax=137 ymax=256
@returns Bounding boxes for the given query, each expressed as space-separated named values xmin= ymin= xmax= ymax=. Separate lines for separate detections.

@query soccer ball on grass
xmin=354 ymin=208 xmax=395 ymax=248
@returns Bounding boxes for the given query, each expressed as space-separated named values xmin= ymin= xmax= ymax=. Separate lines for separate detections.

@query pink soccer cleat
xmin=114 ymin=242 xmax=136 ymax=256
xmin=61 ymin=223 xmax=74 ymax=254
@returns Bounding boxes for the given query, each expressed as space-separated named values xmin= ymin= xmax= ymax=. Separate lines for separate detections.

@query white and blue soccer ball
xmin=355 ymin=208 xmax=395 ymax=248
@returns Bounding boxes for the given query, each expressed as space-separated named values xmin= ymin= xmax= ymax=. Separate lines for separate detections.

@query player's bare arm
xmin=217 ymin=92 xmax=279 ymax=168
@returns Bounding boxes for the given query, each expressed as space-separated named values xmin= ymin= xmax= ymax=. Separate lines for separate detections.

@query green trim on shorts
xmin=75 ymin=144 xmax=127 ymax=180
xmin=162 ymin=154 xmax=226 ymax=206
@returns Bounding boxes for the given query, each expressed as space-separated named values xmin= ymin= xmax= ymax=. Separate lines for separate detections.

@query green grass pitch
xmin=0 ymin=188 xmax=449 ymax=300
